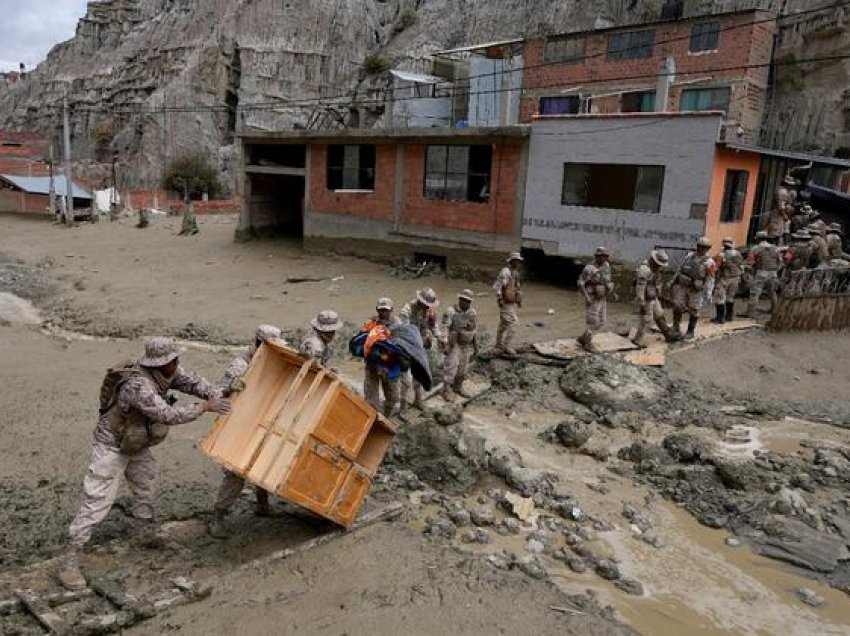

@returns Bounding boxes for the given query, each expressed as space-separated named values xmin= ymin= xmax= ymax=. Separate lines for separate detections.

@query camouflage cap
xmin=255 ymin=324 xmax=282 ymax=343
xmin=416 ymin=287 xmax=439 ymax=308
xmin=376 ymin=297 xmax=393 ymax=311
xmin=139 ymin=337 xmax=185 ymax=368
xmin=649 ymin=249 xmax=669 ymax=267
xmin=595 ymin=246 xmax=610 ymax=257
xmin=458 ymin=289 xmax=475 ymax=302
xmin=507 ymin=252 xmax=524 ymax=263
xmin=792 ymin=229 xmax=811 ymax=240
xmin=311 ymin=310 xmax=343 ymax=332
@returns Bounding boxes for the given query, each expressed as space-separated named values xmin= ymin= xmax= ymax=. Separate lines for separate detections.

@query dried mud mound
xmin=560 ymin=355 xmax=667 ymax=411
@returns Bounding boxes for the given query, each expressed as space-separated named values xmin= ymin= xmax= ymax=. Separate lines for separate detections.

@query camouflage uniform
xmin=747 ymin=241 xmax=782 ymax=316
xmin=399 ymin=296 xmax=439 ymax=409
xmin=363 ymin=310 xmax=401 ymax=417
xmin=578 ymin=262 xmax=613 ymax=337
xmin=69 ymin=360 xmax=218 ymax=549
xmin=493 ymin=264 xmax=522 ymax=354
xmin=441 ymin=299 xmax=478 ymax=397
xmin=671 ymin=246 xmax=716 ymax=339
xmin=299 ymin=330 xmax=332 ymax=366
xmin=713 ymin=247 xmax=744 ymax=305
xmin=809 ymin=233 xmax=830 ymax=269
xmin=633 ymin=260 xmax=665 ymax=342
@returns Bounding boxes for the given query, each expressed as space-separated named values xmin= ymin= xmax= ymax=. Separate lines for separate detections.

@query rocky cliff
xmin=3 ymin=0 xmax=833 ymax=194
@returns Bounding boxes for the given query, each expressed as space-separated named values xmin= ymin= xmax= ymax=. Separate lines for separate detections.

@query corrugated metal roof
xmin=0 ymin=174 xmax=92 ymax=199
xmin=432 ymin=38 xmax=523 ymax=55
xmin=390 ymin=69 xmax=447 ymax=84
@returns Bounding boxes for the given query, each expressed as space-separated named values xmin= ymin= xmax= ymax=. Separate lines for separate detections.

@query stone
xmin=503 ymin=492 xmax=535 ymax=521
xmin=554 ymin=419 xmax=593 ymax=449
xmin=487 ymin=553 xmax=512 ymax=571
xmin=486 ymin=443 xmax=523 ymax=479
xmin=713 ymin=459 xmax=761 ymax=491
xmin=446 ymin=507 xmax=471 ymax=528
xmin=663 ymin=433 xmax=709 ymax=463
xmin=460 ymin=528 xmax=493 ymax=545
xmin=568 ymin=557 xmax=587 ymax=573
xmin=621 ymin=504 xmax=637 ymax=521
xmin=494 ymin=518 xmax=522 ymax=536
xmin=423 ymin=517 xmax=457 ymax=540
xmin=754 ymin=518 xmax=850 ymax=573
xmin=595 ymin=560 xmax=620 ymax=581
xmin=516 ymin=557 xmax=548 ymax=580
xmin=790 ymin=473 xmax=816 ymax=493
xmin=726 ymin=537 xmax=742 ymax=548
xmin=796 ymin=587 xmax=825 ymax=607
xmin=615 ymin=578 xmax=644 ymax=596
xmin=559 ymin=355 xmax=664 ymax=411
xmin=525 ymin=539 xmax=545 ymax=554
xmin=470 ymin=505 xmax=496 ymax=527
xmin=434 ymin=404 xmax=463 ymax=427
xmin=506 ymin=467 xmax=558 ymax=498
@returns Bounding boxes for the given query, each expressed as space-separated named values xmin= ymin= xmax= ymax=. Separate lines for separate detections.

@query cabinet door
xmin=282 ymin=437 xmax=349 ymax=515
xmin=330 ymin=466 xmax=371 ymax=528
xmin=312 ymin=389 xmax=375 ymax=460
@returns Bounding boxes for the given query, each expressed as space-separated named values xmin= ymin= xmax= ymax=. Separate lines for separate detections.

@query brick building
xmin=0 ymin=131 xmax=50 ymax=177
xmin=507 ymin=9 xmax=775 ymax=144
xmin=237 ymin=128 xmax=529 ymax=267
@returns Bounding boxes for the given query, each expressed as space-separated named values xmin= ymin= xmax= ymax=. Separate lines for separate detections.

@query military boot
xmin=710 ymin=304 xmax=725 ymax=324
xmin=630 ymin=329 xmax=647 ymax=349
xmin=684 ymin=316 xmax=699 ymax=340
xmin=58 ymin=547 xmax=87 ymax=591
xmin=208 ymin=511 xmax=229 ymax=539
xmin=441 ymin=385 xmax=456 ymax=403
xmin=656 ymin=317 xmax=682 ymax=343
xmin=577 ymin=332 xmax=599 ymax=354
xmin=725 ymin=302 xmax=735 ymax=323
xmin=671 ymin=309 xmax=683 ymax=335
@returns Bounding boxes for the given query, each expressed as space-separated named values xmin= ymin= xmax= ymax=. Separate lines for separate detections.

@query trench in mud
xmin=452 ymin=406 xmax=850 ymax=636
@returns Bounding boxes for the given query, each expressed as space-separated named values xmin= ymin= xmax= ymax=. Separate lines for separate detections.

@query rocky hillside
xmin=0 ymin=0 xmax=819 ymax=192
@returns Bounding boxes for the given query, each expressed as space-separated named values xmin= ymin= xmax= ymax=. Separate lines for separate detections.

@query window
xmin=561 ymin=163 xmax=664 ymax=213
xmin=424 ymin=145 xmax=493 ymax=203
xmin=539 ymin=95 xmax=581 ymax=115
xmin=607 ymin=29 xmax=655 ymax=61
xmin=544 ymin=35 xmax=586 ymax=64
xmin=720 ymin=169 xmax=749 ymax=222
xmin=690 ymin=22 xmax=720 ymax=53
xmin=680 ymin=87 xmax=731 ymax=114
xmin=621 ymin=90 xmax=656 ymax=113
xmin=326 ymin=144 xmax=376 ymax=191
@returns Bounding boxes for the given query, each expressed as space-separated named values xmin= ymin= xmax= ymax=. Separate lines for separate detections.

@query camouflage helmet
xmin=696 ymin=236 xmax=712 ymax=249
xmin=311 ymin=310 xmax=343 ymax=333
xmin=255 ymin=325 xmax=282 ymax=343
xmin=649 ymin=249 xmax=669 ymax=268
xmin=376 ymin=297 xmax=394 ymax=311
xmin=139 ymin=337 xmax=185 ymax=367
xmin=458 ymin=289 xmax=475 ymax=302
xmin=416 ymin=288 xmax=439 ymax=308
xmin=828 ymin=223 xmax=844 ymax=235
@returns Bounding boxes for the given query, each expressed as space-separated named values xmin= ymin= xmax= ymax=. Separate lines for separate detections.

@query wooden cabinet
xmin=199 ymin=341 xmax=396 ymax=528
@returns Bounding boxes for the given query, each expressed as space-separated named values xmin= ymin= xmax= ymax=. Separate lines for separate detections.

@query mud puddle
xmin=462 ymin=405 xmax=850 ymax=635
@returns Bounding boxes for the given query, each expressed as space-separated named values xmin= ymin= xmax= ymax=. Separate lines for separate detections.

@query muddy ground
xmin=1 ymin=214 xmax=849 ymax=635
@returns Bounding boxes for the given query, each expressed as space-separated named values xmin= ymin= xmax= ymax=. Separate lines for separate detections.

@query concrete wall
xmin=522 ymin=114 xmax=722 ymax=263
xmin=390 ymin=80 xmax=453 ymax=128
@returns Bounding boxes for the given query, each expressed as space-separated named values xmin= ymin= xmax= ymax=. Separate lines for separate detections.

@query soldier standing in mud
xmin=440 ymin=289 xmax=479 ymax=402
xmin=745 ymin=231 xmax=782 ymax=317
xmin=209 ymin=325 xmax=282 ymax=539
xmin=59 ymin=338 xmax=230 ymax=590
xmin=493 ymin=252 xmax=523 ymax=357
xmin=632 ymin=249 xmax=679 ymax=347
xmin=363 ymin=297 xmax=401 ymax=416
xmin=711 ymin=237 xmax=744 ymax=325
xmin=399 ymin=288 xmax=440 ymax=411
xmin=670 ymin=236 xmax=715 ymax=340
xmin=577 ymin=247 xmax=616 ymax=353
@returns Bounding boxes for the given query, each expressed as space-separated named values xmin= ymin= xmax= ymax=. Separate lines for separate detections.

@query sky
xmin=0 ymin=0 xmax=88 ymax=72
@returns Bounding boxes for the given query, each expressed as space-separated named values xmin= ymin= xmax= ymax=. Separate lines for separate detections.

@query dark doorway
xmin=249 ymin=173 xmax=305 ymax=238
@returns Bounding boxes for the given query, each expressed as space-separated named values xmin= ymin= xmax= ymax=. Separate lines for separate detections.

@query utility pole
xmin=48 ymin=140 xmax=56 ymax=217
xmin=62 ymin=95 xmax=73 ymax=224
xmin=110 ymin=151 xmax=118 ymax=221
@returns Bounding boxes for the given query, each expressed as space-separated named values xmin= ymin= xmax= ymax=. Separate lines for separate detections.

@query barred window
xmin=424 ymin=145 xmax=493 ymax=203
xmin=326 ymin=145 xmax=376 ymax=191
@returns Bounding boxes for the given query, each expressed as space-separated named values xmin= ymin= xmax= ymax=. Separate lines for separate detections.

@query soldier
xmin=209 ymin=326 xmax=283 ymax=539
xmin=671 ymin=236 xmax=716 ymax=340
xmin=790 ymin=204 xmax=818 ymax=234
xmin=711 ymin=237 xmax=745 ymax=324
xmin=492 ymin=252 xmax=524 ymax=357
xmin=440 ymin=289 xmax=479 ymax=402
xmin=785 ymin=229 xmax=813 ymax=272
xmin=632 ymin=249 xmax=680 ymax=347
xmin=399 ymin=289 xmax=440 ymax=410
xmin=746 ymin=231 xmax=782 ymax=317
xmin=59 ymin=338 xmax=229 ymax=590
xmin=808 ymin=224 xmax=831 ymax=269
xmin=577 ymin=247 xmax=615 ymax=353
xmin=299 ymin=310 xmax=343 ymax=367
xmin=826 ymin=223 xmax=850 ymax=264
xmin=363 ymin=297 xmax=401 ymax=417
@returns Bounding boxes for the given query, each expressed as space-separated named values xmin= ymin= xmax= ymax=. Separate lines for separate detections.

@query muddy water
xmin=462 ymin=406 xmax=850 ymax=636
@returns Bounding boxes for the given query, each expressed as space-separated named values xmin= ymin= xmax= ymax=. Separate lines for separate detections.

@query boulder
xmin=554 ymin=419 xmax=594 ymax=449
xmin=560 ymin=355 xmax=664 ymax=411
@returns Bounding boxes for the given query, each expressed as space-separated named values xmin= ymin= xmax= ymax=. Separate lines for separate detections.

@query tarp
xmin=389 ymin=323 xmax=432 ymax=390
xmin=94 ymin=187 xmax=121 ymax=213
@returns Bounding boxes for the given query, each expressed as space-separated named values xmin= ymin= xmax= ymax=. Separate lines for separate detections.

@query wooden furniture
xmin=199 ymin=341 xmax=396 ymax=528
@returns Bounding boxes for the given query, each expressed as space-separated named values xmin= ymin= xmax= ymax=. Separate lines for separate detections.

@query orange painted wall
xmin=705 ymin=146 xmax=760 ymax=250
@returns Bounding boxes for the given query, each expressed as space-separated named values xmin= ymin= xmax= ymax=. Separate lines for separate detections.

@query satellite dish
xmin=665 ymin=57 xmax=676 ymax=84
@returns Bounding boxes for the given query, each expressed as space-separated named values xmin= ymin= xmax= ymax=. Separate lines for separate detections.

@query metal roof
xmin=0 ymin=174 xmax=92 ymax=199
xmin=390 ymin=69 xmax=447 ymax=84
xmin=432 ymin=38 xmax=523 ymax=56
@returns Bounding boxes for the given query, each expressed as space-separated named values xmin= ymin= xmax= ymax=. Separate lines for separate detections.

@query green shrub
xmin=164 ymin=151 xmax=222 ymax=200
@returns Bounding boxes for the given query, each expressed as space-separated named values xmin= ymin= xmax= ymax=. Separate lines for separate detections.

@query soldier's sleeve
xmin=299 ymin=337 xmax=320 ymax=360
xmin=119 ymin=377 xmax=206 ymax=427
xmin=492 ymin=268 xmax=508 ymax=293
xmin=221 ymin=356 xmax=248 ymax=384
xmin=398 ymin=302 xmax=413 ymax=325
xmin=170 ymin=366 xmax=220 ymax=400
xmin=441 ymin=306 xmax=454 ymax=330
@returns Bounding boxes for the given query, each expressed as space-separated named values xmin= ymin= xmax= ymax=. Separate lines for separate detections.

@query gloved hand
xmin=204 ymin=397 xmax=232 ymax=415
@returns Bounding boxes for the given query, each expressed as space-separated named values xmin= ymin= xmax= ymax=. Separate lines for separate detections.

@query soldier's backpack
xmin=99 ymin=359 xmax=139 ymax=414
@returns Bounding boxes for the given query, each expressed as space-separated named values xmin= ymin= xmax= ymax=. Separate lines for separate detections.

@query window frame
xmin=544 ymin=35 xmax=586 ymax=64
xmin=326 ymin=144 xmax=376 ymax=192
xmin=689 ymin=22 xmax=720 ymax=53
xmin=423 ymin=144 xmax=493 ymax=203
xmin=621 ymin=90 xmax=656 ymax=113
xmin=720 ymin=169 xmax=749 ymax=223
xmin=679 ymin=86 xmax=731 ymax=115
xmin=561 ymin=162 xmax=665 ymax=214
xmin=607 ymin=29 xmax=655 ymax=61
xmin=539 ymin=95 xmax=582 ymax=115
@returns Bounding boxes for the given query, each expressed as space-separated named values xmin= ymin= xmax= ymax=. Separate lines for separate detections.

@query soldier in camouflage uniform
xmin=786 ymin=229 xmax=813 ymax=272
xmin=808 ymin=223 xmax=831 ymax=269
xmin=746 ymin=231 xmax=782 ymax=317
xmin=299 ymin=310 xmax=343 ymax=367
xmin=493 ymin=252 xmax=523 ymax=357
xmin=209 ymin=326 xmax=282 ymax=539
xmin=632 ymin=249 xmax=679 ymax=347
xmin=671 ymin=236 xmax=716 ymax=340
xmin=363 ymin=297 xmax=401 ymax=416
xmin=711 ymin=237 xmax=744 ymax=324
xmin=826 ymin=223 xmax=850 ymax=264
xmin=440 ymin=289 xmax=479 ymax=402
xmin=577 ymin=247 xmax=616 ymax=353
xmin=59 ymin=338 xmax=229 ymax=590
xmin=399 ymin=289 xmax=440 ymax=411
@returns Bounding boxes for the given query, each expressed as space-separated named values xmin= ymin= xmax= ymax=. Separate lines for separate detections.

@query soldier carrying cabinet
xmin=440 ymin=289 xmax=479 ymax=403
